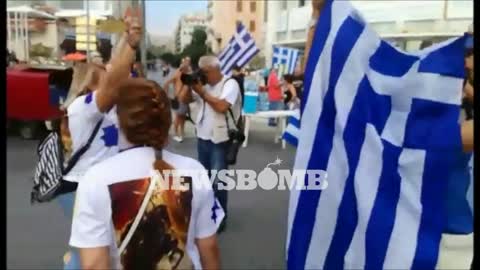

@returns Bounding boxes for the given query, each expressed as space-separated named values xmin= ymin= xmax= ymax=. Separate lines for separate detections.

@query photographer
xmin=178 ymin=55 xmax=242 ymax=232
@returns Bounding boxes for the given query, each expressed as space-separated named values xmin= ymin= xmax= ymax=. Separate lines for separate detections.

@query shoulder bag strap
xmin=63 ymin=118 xmax=104 ymax=174
xmin=118 ymin=150 xmax=162 ymax=253
xmin=222 ymin=78 xmax=242 ymax=131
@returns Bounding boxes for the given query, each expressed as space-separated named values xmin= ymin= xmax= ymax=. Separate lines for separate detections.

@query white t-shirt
xmin=195 ymin=77 xmax=241 ymax=143
xmin=64 ymin=91 xmax=131 ymax=182
xmin=69 ymin=147 xmax=224 ymax=270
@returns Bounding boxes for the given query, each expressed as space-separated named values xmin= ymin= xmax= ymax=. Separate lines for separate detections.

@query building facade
xmin=207 ymin=0 xmax=265 ymax=54
xmin=174 ymin=12 xmax=208 ymax=53
xmin=265 ymin=0 xmax=473 ymax=67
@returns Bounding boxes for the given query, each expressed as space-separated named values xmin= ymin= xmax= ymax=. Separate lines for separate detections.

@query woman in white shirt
xmin=59 ymin=17 xmax=143 ymax=269
xmin=70 ymin=78 xmax=223 ymax=270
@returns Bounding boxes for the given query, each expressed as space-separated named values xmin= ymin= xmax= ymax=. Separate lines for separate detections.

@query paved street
xmin=7 ymin=118 xmax=295 ymax=269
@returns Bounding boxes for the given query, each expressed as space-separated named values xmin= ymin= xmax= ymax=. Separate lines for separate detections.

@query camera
xmin=180 ymin=70 xmax=208 ymax=86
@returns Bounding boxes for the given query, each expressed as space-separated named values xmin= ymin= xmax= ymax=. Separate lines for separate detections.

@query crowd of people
xmin=24 ymin=1 xmax=474 ymax=269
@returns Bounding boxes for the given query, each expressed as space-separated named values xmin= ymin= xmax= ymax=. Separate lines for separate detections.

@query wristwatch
xmin=307 ymin=17 xmax=318 ymax=29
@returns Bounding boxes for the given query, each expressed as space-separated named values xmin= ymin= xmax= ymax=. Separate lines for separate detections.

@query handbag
xmin=31 ymin=119 xmax=103 ymax=203
xmin=225 ymin=108 xmax=245 ymax=165
xmin=170 ymin=97 xmax=180 ymax=110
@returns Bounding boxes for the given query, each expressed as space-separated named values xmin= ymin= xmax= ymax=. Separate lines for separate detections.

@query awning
xmin=54 ymin=10 xmax=109 ymax=20
xmin=7 ymin=6 xmax=56 ymax=19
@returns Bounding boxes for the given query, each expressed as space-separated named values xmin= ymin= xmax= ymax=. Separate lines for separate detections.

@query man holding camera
xmin=178 ymin=55 xmax=242 ymax=232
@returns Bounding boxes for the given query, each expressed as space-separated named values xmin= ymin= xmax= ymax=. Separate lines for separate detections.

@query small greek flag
xmin=218 ymin=23 xmax=259 ymax=75
xmin=272 ymin=46 xmax=300 ymax=77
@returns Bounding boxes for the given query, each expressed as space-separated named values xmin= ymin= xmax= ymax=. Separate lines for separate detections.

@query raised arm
xmin=95 ymin=18 xmax=142 ymax=112
xmin=288 ymin=84 xmax=298 ymax=98
xmin=461 ymin=119 xmax=474 ymax=153
xmin=302 ymin=0 xmax=325 ymax=74
xmin=191 ymin=80 xmax=239 ymax=114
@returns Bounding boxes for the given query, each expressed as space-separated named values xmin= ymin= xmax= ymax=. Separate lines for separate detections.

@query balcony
xmin=271 ymin=1 xmax=472 ymax=46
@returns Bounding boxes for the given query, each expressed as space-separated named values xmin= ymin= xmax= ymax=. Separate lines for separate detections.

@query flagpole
xmin=443 ymin=0 xmax=448 ymax=20
xmin=86 ymin=0 xmax=91 ymax=62
xmin=140 ymin=0 xmax=147 ymax=69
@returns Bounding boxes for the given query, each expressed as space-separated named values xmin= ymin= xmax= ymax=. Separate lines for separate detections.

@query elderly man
xmin=178 ymin=55 xmax=242 ymax=232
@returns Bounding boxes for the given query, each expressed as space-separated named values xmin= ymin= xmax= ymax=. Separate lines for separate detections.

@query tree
xmin=148 ymin=45 xmax=168 ymax=57
xmin=191 ymin=27 xmax=207 ymax=44
xmin=181 ymin=27 xmax=212 ymax=69
xmin=160 ymin=52 xmax=181 ymax=67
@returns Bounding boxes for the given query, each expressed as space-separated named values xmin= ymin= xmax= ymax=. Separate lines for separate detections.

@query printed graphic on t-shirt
xmin=108 ymin=176 xmax=193 ymax=270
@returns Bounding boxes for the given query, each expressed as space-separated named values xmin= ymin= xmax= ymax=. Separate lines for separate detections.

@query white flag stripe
xmin=304 ymin=134 xmax=350 ymax=269
xmin=285 ymin=123 xmax=299 ymax=138
xmin=344 ymin=124 xmax=384 ymax=269
xmin=304 ymin=13 xmax=380 ymax=268
xmin=380 ymin=101 xmax=411 ymax=147
xmin=236 ymin=46 xmax=259 ymax=67
xmin=218 ymin=39 xmax=233 ymax=60
xmin=383 ymin=148 xmax=426 ymax=269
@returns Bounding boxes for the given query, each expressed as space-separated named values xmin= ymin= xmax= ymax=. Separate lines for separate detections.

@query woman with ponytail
xmin=69 ymin=78 xmax=223 ymax=270
xmin=59 ymin=15 xmax=144 ymax=269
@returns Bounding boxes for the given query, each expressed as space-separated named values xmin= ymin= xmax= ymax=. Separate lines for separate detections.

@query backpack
xmin=31 ymin=119 xmax=103 ymax=203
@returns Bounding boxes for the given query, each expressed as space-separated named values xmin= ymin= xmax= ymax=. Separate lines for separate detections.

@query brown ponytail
xmin=116 ymin=78 xmax=173 ymax=174
xmin=116 ymin=78 xmax=192 ymax=240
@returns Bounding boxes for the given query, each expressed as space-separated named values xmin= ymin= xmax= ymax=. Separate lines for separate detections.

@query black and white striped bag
xmin=31 ymin=120 xmax=103 ymax=203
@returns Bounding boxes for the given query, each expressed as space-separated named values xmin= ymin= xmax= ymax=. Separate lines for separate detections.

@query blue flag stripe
xmin=288 ymin=116 xmax=300 ymax=128
xmin=299 ymin=0 xmax=334 ymax=115
xmin=283 ymin=132 xmax=299 ymax=147
xmin=287 ymin=0 xmax=334 ymax=265
xmin=288 ymin=4 xmax=360 ymax=269
xmin=364 ymin=141 xmax=403 ymax=269
xmin=411 ymin=151 xmax=448 ymax=269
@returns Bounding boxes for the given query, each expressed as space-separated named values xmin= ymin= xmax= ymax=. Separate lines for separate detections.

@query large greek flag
xmin=272 ymin=46 xmax=300 ymax=77
xmin=287 ymin=0 xmax=467 ymax=269
xmin=218 ymin=23 xmax=259 ymax=75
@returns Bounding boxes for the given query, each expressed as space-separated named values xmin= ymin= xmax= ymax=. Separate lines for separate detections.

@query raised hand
xmin=312 ymin=0 xmax=325 ymax=12
xmin=124 ymin=7 xmax=143 ymax=49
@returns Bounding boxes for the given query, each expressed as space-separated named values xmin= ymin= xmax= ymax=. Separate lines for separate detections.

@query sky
xmin=146 ymin=0 xmax=208 ymax=37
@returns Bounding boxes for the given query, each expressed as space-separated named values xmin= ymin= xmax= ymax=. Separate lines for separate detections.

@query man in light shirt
xmin=178 ymin=56 xmax=241 ymax=232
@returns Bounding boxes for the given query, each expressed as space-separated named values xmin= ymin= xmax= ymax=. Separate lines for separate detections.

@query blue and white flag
xmin=283 ymin=109 xmax=300 ymax=147
xmin=218 ymin=23 xmax=259 ymax=75
xmin=287 ymin=1 xmax=467 ymax=270
xmin=272 ymin=46 xmax=300 ymax=77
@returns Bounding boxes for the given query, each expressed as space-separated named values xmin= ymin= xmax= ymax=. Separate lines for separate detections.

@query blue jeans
xmin=268 ymin=101 xmax=285 ymax=126
xmin=57 ymin=192 xmax=81 ymax=270
xmin=197 ymin=138 xmax=229 ymax=216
